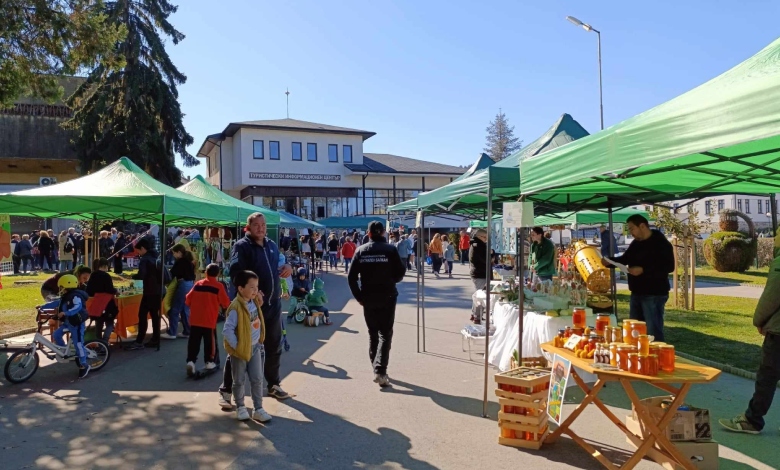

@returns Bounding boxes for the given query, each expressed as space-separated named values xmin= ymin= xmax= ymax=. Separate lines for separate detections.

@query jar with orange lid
xmin=629 ymin=321 xmax=647 ymax=345
xmin=564 ymin=326 xmax=572 ymax=338
xmin=616 ymin=345 xmax=637 ymax=371
xmin=659 ymin=345 xmax=675 ymax=372
xmin=637 ymin=334 xmax=651 ymax=356
xmin=608 ymin=343 xmax=620 ymax=366
xmin=595 ymin=314 xmax=611 ymax=333
xmin=572 ymin=307 xmax=587 ymax=328
xmin=622 ymin=320 xmax=634 ymax=345
xmin=627 ymin=353 xmax=640 ymax=374
xmin=648 ymin=343 xmax=661 ymax=358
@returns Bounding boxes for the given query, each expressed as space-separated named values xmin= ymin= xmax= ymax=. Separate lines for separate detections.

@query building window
xmin=746 ymin=199 xmax=751 ymax=214
xmin=269 ymin=141 xmax=280 ymax=160
xmin=292 ymin=142 xmax=302 ymax=161
xmin=253 ymin=140 xmax=264 ymax=159
xmin=758 ymin=200 xmax=763 ymax=215
xmin=307 ymin=143 xmax=317 ymax=161
xmin=717 ymin=199 xmax=724 ymax=212
xmin=705 ymin=201 xmax=712 ymax=216
xmin=737 ymin=199 xmax=742 ymax=212
xmin=343 ymin=145 xmax=353 ymax=163
xmin=328 ymin=144 xmax=338 ymax=163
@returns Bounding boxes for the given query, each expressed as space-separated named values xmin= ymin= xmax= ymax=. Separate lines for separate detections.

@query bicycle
xmin=288 ymin=297 xmax=310 ymax=324
xmin=4 ymin=306 xmax=111 ymax=384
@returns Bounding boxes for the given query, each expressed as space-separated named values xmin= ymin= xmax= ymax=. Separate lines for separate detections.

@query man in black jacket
xmin=603 ymin=214 xmax=674 ymax=341
xmin=126 ymin=238 xmax=164 ymax=350
xmin=469 ymin=229 xmax=489 ymax=291
xmin=348 ymin=221 xmax=406 ymax=387
xmin=218 ymin=213 xmax=294 ymax=408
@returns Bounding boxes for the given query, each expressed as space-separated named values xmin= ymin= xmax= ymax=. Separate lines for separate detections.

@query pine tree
xmin=65 ymin=0 xmax=197 ymax=184
xmin=484 ymin=109 xmax=522 ymax=162
xmin=0 ymin=0 xmax=124 ymax=107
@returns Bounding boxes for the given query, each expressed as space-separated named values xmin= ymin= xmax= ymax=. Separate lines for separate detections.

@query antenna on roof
xmin=285 ymin=88 xmax=290 ymax=118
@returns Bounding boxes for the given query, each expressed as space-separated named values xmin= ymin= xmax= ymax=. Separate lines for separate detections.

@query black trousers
xmin=113 ymin=255 xmax=123 ymax=274
xmin=220 ymin=301 xmax=282 ymax=394
xmin=460 ymin=249 xmax=469 ymax=264
xmin=94 ymin=299 xmax=118 ymax=341
xmin=363 ymin=296 xmax=397 ymax=375
xmin=187 ymin=325 xmax=215 ymax=363
xmin=745 ymin=332 xmax=780 ymax=431
xmin=135 ymin=295 xmax=161 ymax=344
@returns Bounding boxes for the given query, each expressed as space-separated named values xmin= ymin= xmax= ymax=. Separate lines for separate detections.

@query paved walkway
xmin=618 ymin=280 xmax=765 ymax=299
xmin=1 ymin=264 xmax=777 ymax=469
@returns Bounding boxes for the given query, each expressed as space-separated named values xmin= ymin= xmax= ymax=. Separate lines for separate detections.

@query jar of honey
xmin=573 ymin=307 xmax=587 ymax=328
xmin=622 ymin=320 xmax=634 ymax=345
xmin=630 ymin=321 xmax=647 ymax=344
xmin=617 ymin=345 xmax=637 ymax=371
xmin=565 ymin=326 xmax=572 ymax=338
xmin=637 ymin=355 xmax=650 ymax=376
xmin=572 ymin=327 xmax=585 ymax=337
xmin=648 ymin=343 xmax=661 ymax=358
xmin=609 ymin=343 xmax=620 ymax=366
xmin=659 ymin=345 xmax=675 ymax=372
xmin=628 ymin=353 xmax=640 ymax=374
xmin=647 ymin=354 xmax=659 ymax=376
xmin=595 ymin=314 xmax=611 ymax=333
xmin=637 ymin=334 xmax=651 ymax=356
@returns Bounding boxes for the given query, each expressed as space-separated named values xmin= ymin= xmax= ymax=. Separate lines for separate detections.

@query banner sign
xmin=0 ymin=214 xmax=11 ymax=262
xmin=248 ymin=172 xmax=341 ymax=181
xmin=503 ymin=202 xmax=535 ymax=228
xmin=547 ymin=354 xmax=572 ymax=425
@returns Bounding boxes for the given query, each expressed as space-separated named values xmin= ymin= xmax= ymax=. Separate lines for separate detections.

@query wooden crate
xmin=498 ymin=421 xmax=549 ymax=450
xmin=510 ymin=356 xmax=550 ymax=370
xmin=495 ymin=386 xmax=547 ymax=402
xmin=495 ymin=367 xmax=551 ymax=390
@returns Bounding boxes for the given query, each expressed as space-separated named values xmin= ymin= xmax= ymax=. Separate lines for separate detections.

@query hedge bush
xmin=703 ymin=231 xmax=757 ymax=272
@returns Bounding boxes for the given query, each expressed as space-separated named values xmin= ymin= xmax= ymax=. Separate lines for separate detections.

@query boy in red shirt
xmin=185 ymin=263 xmax=230 ymax=376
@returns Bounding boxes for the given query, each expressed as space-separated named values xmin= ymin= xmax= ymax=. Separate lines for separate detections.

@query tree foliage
xmin=65 ymin=0 xmax=197 ymax=185
xmin=0 ymin=0 xmax=124 ymax=107
xmin=484 ymin=109 xmax=522 ymax=162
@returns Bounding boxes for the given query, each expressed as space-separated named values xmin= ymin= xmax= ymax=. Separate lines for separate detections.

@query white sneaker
xmin=236 ymin=406 xmax=250 ymax=421
xmin=159 ymin=333 xmax=177 ymax=340
xmin=374 ymin=373 xmax=391 ymax=387
xmin=218 ymin=391 xmax=233 ymax=410
xmin=204 ymin=362 xmax=217 ymax=370
xmin=252 ymin=408 xmax=272 ymax=423
xmin=186 ymin=361 xmax=196 ymax=377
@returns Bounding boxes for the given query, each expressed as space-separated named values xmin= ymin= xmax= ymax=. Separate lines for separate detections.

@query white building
xmin=665 ymin=195 xmax=778 ymax=234
xmin=196 ymin=118 xmax=464 ymax=222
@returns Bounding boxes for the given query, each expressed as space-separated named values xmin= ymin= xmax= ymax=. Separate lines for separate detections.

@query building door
xmin=286 ymin=198 xmax=296 ymax=214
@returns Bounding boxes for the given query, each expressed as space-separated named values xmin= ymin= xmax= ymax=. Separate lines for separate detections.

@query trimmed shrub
xmin=703 ymin=231 xmax=757 ymax=272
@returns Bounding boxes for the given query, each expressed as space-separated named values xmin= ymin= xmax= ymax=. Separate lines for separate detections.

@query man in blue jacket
xmin=219 ymin=213 xmax=293 ymax=409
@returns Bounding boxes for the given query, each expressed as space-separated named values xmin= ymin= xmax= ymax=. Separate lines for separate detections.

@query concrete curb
xmin=0 ymin=327 xmax=37 ymax=341
xmin=676 ymin=350 xmax=780 ymax=389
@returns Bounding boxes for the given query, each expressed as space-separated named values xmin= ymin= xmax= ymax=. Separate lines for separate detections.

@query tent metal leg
xmin=517 ymin=227 xmax=525 ymax=372
xmin=421 ymin=211 xmax=426 ymax=352
xmin=91 ymin=214 xmax=98 ymax=269
xmin=482 ymin=188 xmax=492 ymax=417
xmin=771 ymin=195 xmax=778 ymax=235
xmin=416 ymin=211 xmax=421 ymax=353
xmin=608 ymin=199 xmax=618 ymax=320
xmin=159 ymin=213 xmax=166 ymax=352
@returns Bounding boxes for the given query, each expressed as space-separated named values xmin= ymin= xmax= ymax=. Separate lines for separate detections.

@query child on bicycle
xmin=306 ymin=278 xmax=332 ymax=325
xmin=53 ymin=274 xmax=91 ymax=379
xmin=185 ymin=263 xmax=230 ymax=376
xmin=223 ymin=270 xmax=271 ymax=422
xmin=288 ymin=267 xmax=310 ymax=316
xmin=86 ymin=258 xmax=119 ymax=341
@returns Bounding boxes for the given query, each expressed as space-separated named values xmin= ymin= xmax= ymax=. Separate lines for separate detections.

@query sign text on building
xmin=248 ymin=172 xmax=341 ymax=181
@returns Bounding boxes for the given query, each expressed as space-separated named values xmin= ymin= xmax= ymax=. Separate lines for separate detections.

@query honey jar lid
xmin=617 ymin=345 xmax=637 ymax=350
xmin=627 ymin=352 xmax=640 ymax=357
xmin=630 ymin=321 xmax=647 ymax=325
xmin=659 ymin=344 xmax=675 ymax=349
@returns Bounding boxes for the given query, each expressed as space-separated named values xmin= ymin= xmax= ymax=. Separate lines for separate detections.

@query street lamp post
xmin=566 ymin=15 xmax=604 ymax=130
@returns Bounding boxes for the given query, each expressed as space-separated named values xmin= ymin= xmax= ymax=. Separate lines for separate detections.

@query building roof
xmin=222 ymin=118 xmax=376 ymax=140
xmin=345 ymin=153 xmax=466 ymax=176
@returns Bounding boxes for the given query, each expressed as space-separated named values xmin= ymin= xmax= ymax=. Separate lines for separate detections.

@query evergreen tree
xmin=65 ymin=0 xmax=197 ymax=184
xmin=484 ymin=109 xmax=522 ymax=162
xmin=0 ymin=0 xmax=124 ymax=107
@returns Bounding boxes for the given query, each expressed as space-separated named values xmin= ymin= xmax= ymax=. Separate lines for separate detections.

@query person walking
xmin=600 ymin=225 xmax=616 ymax=258
xmin=429 ymin=233 xmax=443 ymax=278
xmin=459 ymin=229 xmax=470 ymax=265
xmin=161 ymin=243 xmax=196 ymax=340
xmin=126 ymin=238 xmax=164 ymax=350
xmin=347 ymin=221 xmax=406 ymax=387
xmin=529 ymin=227 xmax=555 ymax=282
xmin=469 ymin=229 xmax=489 ymax=291
xmin=443 ymin=239 xmax=455 ymax=279
xmin=395 ymin=234 xmax=410 ymax=274
xmin=327 ymin=234 xmax=339 ymax=269
xmin=219 ymin=212 xmax=294 ymax=410
xmin=48 ymin=229 xmax=59 ymax=270
xmin=341 ymin=236 xmax=357 ymax=272
xmin=15 ymin=234 xmax=34 ymax=274
xmin=719 ymin=238 xmax=780 ymax=435
xmin=37 ymin=231 xmax=56 ymax=272
xmin=58 ymin=230 xmax=74 ymax=272
xmin=602 ymin=214 xmax=674 ymax=341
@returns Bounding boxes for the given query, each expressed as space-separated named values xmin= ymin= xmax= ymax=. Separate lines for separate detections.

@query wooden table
xmin=540 ymin=342 xmax=720 ymax=470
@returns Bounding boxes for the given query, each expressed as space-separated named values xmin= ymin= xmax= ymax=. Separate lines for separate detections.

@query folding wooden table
xmin=540 ymin=342 xmax=720 ymax=470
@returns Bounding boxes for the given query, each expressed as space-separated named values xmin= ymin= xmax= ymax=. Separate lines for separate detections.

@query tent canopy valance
xmin=177 ymin=175 xmax=280 ymax=226
xmin=533 ymin=208 xmax=653 ymax=227
xmin=520 ymin=38 xmax=780 ymax=213
xmin=278 ymin=211 xmax=325 ymax=229
xmin=0 ymin=157 xmax=238 ymax=225
xmin=388 ymin=113 xmax=589 ymax=215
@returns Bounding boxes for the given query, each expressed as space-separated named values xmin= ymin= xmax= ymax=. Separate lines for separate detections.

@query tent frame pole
xmin=771 ymin=195 xmax=778 ymax=235
xmin=421 ymin=211 xmax=426 ymax=352
xmin=517 ymin=223 xmax=525 ymax=374
xmin=482 ymin=187 xmax=492 ymax=417
xmin=91 ymin=214 xmax=98 ymax=269
xmin=416 ymin=210 xmax=421 ymax=353
xmin=608 ymin=199 xmax=618 ymax=320
xmin=158 ymin=212 xmax=166 ymax=352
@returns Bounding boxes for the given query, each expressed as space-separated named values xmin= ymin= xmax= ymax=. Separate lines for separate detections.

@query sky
xmin=167 ymin=0 xmax=780 ymax=179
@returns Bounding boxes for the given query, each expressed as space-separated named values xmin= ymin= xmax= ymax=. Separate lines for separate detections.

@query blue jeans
xmin=329 ymin=253 xmax=337 ymax=268
xmin=54 ymin=320 xmax=87 ymax=367
xmin=538 ymin=275 xmax=553 ymax=282
xmin=310 ymin=306 xmax=330 ymax=318
xmin=344 ymin=257 xmax=352 ymax=272
xmin=60 ymin=259 xmax=73 ymax=272
xmin=629 ymin=293 xmax=668 ymax=342
xmin=167 ymin=280 xmax=193 ymax=336
xmin=231 ymin=343 xmax=265 ymax=410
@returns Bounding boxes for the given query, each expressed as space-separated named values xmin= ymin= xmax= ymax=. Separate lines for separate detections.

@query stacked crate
xmin=495 ymin=367 xmax=551 ymax=450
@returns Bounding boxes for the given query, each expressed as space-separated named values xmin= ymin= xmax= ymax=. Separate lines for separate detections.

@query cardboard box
xmin=631 ymin=396 xmax=712 ymax=441
xmin=626 ymin=416 xmax=719 ymax=470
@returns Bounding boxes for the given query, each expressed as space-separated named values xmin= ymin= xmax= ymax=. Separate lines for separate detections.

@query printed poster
xmin=490 ymin=218 xmax=516 ymax=255
xmin=0 ymin=214 xmax=11 ymax=262
xmin=547 ymin=354 xmax=572 ymax=425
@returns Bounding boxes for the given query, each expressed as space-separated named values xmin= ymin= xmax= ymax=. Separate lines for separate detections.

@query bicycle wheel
xmin=4 ymin=349 xmax=39 ymax=384
xmin=294 ymin=306 xmax=308 ymax=323
xmin=84 ymin=339 xmax=111 ymax=371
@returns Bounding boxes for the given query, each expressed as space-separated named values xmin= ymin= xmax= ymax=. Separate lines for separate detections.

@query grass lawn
xmin=676 ymin=266 xmax=768 ymax=286
xmin=616 ymin=290 xmax=762 ymax=372
xmin=0 ymin=271 xmax=137 ymax=336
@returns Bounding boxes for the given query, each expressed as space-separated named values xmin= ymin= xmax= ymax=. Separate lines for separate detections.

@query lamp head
xmin=566 ymin=16 xmax=583 ymax=26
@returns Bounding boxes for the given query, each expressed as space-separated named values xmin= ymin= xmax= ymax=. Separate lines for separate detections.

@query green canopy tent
xmin=533 ymin=208 xmax=652 ymax=227
xmin=388 ymin=152 xmax=495 ymax=213
xmin=388 ymin=113 xmax=589 ymax=216
xmin=520 ymin=38 xmax=780 ymax=214
xmin=0 ymin=157 xmax=237 ymax=225
xmin=177 ymin=175 xmax=280 ymax=240
xmin=277 ymin=211 xmax=325 ymax=230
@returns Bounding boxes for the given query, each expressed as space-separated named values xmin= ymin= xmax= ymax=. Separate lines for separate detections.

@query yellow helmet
xmin=57 ymin=274 xmax=79 ymax=293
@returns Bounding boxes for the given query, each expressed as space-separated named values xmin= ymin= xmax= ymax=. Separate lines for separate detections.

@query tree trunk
xmin=682 ymin=237 xmax=690 ymax=310
xmin=672 ymin=236 xmax=679 ymax=308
